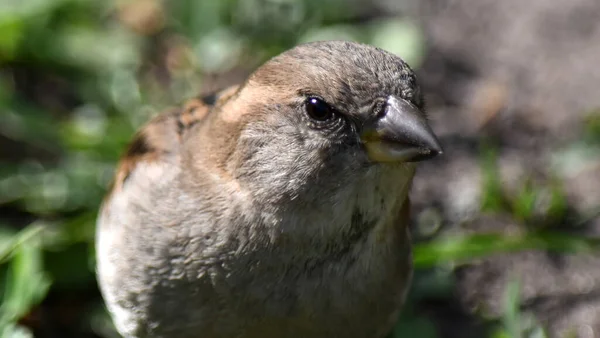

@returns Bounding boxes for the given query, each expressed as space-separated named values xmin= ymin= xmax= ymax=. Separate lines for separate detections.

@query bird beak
xmin=361 ymin=96 xmax=443 ymax=163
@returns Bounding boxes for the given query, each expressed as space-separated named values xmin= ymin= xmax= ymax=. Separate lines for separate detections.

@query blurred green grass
xmin=0 ymin=0 xmax=599 ymax=337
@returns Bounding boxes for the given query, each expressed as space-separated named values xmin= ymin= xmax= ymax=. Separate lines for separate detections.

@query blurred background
xmin=1 ymin=0 xmax=599 ymax=337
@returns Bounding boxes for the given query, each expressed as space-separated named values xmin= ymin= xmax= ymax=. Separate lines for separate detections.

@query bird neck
xmin=230 ymin=164 xmax=416 ymax=258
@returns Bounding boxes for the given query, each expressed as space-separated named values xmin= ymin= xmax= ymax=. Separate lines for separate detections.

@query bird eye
xmin=305 ymin=97 xmax=334 ymax=121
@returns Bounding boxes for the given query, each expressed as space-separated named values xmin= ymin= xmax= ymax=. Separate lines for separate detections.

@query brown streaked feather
xmin=112 ymin=110 xmax=180 ymax=193
xmin=105 ymin=85 xmax=240 ymax=199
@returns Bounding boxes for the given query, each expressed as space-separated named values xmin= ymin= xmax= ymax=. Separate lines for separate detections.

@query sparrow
xmin=96 ymin=40 xmax=442 ymax=338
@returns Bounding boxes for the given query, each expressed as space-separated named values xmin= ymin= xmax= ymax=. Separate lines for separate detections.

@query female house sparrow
xmin=96 ymin=40 xmax=442 ymax=338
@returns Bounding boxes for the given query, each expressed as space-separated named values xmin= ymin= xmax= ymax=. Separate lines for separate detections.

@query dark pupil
xmin=306 ymin=98 xmax=333 ymax=121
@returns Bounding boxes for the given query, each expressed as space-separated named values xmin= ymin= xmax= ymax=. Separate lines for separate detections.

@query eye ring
xmin=305 ymin=97 xmax=335 ymax=121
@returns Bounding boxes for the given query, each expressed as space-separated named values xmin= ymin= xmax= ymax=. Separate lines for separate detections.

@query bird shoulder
xmin=104 ymin=85 xmax=239 ymax=199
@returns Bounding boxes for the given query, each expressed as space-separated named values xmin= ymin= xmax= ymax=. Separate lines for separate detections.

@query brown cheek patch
xmin=220 ymin=82 xmax=290 ymax=123
xmin=214 ymin=85 xmax=241 ymax=105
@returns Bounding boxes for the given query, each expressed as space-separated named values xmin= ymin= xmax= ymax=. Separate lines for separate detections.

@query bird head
xmin=185 ymin=41 xmax=441 ymax=218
